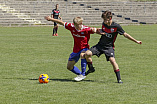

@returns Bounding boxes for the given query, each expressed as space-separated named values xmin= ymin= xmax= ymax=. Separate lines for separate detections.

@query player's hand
xmin=137 ymin=41 xmax=142 ymax=45
xmin=45 ymin=16 xmax=51 ymax=21
xmin=96 ymin=29 xmax=106 ymax=35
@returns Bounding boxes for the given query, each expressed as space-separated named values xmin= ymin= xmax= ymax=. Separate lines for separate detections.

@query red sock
xmin=87 ymin=62 xmax=92 ymax=65
xmin=114 ymin=69 xmax=120 ymax=72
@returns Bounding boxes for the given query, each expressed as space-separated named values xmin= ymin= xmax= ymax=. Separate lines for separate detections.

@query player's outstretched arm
xmin=45 ymin=16 xmax=64 ymax=26
xmin=91 ymin=28 xmax=106 ymax=35
xmin=96 ymin=29 xmax=106 ymax=35
xmin=123 ymin=32 xmax=142 ymax=44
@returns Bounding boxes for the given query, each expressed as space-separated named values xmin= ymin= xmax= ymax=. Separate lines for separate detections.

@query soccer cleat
xmin=74 ymin=75 xmax=86 ymax=81
xmin=118 ymin=80 xmax=123 ymax=83
xmin=52 ymin=34 xmax=55 ymax=36
xmin=85 ymin=67 xmax=95 ymax=76
xmin=55 ymin=33 xmax=58 ymax=36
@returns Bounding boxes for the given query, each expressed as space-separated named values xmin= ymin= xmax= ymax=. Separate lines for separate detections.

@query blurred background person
xmin=51 ymin=4 xmax=62 ymax=36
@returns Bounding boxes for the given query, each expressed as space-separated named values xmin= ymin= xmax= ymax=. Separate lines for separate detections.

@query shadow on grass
xmin=3 ymin=77 xmax=94 ymax=82
xmin=29 ymin=78 xmax=95 ymax=82
xmin=3 ymin=77 xmax=114 ymax=83
xmin=3 ymin=78 xmax=118 ymax=83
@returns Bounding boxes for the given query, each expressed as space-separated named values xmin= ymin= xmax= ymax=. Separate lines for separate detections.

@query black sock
xmin=114 ymin=69 xmax=121 ymax=81
xmin=56 ymin=27 xmax=58 ymax=33
xmin=87 ymin=62 xmax=93 ymax=69
xmin=53 ymin=28 xmax=56 ymax=34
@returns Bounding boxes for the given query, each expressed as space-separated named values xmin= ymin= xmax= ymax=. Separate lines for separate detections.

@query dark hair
xmin=101 ymin=10 xmax=112 ymax=19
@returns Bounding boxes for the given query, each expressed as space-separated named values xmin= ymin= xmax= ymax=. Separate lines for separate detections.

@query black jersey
xmin=51 ymin=9 xmax=60 ymax=19
xmin=98 ymin=22 xmax=125 ymax=49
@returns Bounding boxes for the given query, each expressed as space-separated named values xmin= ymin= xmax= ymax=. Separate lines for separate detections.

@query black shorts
xmin=90 ymin=45 xmax=115 ymax=61
xmin=54 ymin=22 xmax=58 ymax=26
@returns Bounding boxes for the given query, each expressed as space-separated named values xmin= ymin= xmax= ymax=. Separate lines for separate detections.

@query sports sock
xmin=56 ymin=27 xmax=58 ymax=33
xmin=70 ymin=66 xmax=81 ymax=75
xmin=81 ymin=59 xmax=87 ymax=76
xmin=114 ymin=69 xmax=121 ymax=81
xmin=87 ymin=62 xmax=93 ymax=69
xmin=53 ymin=28 xmax=56 ymax=35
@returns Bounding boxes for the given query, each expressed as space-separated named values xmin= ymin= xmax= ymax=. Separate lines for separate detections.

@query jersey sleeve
xmin=83 ymin=27 xmax=95 ymax=34
xmin=117 ymin=24 xmax=125 ymax=35
xmin=88 ymin=27 xmax=96 ymax=34
xmin=64 ymin=22 xmax=72 ymax=30
xmin=51 ymin=9 xmax=54 ymax=15
xmin=58 ymin=10 xmax=60 ymax=15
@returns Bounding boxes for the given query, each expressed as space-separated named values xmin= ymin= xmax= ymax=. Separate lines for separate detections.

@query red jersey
xmin=64 ymin=22 xmax=95 ymax=53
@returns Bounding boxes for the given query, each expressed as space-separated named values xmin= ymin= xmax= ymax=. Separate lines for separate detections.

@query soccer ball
xmin=38 ymin=73 xmax=49 ymax=83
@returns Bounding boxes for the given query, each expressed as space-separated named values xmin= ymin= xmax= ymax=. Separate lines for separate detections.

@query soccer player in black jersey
xmin=51 ymin=4 xmax=62 ymax=36
xmin=85 ymin=10 xmax=142 ymax=83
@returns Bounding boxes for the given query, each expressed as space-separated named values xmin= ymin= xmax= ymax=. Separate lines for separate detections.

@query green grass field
xmin=0 ymin=25 xmax=157 ymax=104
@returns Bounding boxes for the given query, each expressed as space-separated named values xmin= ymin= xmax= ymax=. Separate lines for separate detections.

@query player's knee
xmin=85 ymin=50 xmax=92 ymax=58
xmin=80 ymin=53 xmax=85 ymax=59
xmin=67 ymin=65 xmax=73 ymax=70
xmin=54 ymin=25 xmax=58 ymax=28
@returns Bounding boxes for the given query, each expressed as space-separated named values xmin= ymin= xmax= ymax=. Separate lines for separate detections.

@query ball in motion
xmin=38 ymin=73 xmax=49 ymax=83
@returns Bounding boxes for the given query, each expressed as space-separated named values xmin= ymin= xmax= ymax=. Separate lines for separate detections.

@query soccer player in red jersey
xmin=51 ymin=4 xmax=62 ymax=36
xmin=45 ymin=16 xmax=104 ymax=81
xmin=85 ymin=10 xmax=142 ymax=83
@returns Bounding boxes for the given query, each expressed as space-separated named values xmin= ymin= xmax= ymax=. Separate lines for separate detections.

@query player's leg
xmin=67 ymin=60 xmax=85 ymax=81
xmin=85 ymin=50 xmax=95 ymax=76
xmin=85 ymin=45 xmax=102 ymax=76
xmin=67 ymin=60 xmax=81 ymax=75
xmin=67 ymin=52 xmax=85 ymax=81
xmin=73 ymin=49 xmax=88 ymax=81
xmin=55 ymin=24 xmax=58 ymax=36
xmin=109 ymin=57 xmax=123 ymax=83
xmin=80 ymin=52 xmax=87 ymax=76
xmin=52 ymin=22 xmax=57 ymax=36
xmin=105 ymin=48 xmax=123 ymax=83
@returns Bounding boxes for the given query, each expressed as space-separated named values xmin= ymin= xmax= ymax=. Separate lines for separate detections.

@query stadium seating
xmin=0 ymin=0 xmax=156 ymax=26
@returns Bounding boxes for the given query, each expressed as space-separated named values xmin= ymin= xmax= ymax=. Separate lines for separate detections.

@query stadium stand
xmin=0 ymin=0 xmax=156 ymax=26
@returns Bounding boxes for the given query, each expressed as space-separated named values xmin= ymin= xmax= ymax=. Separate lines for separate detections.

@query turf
xmin=0 ymin=25 xmax=157 ymax=104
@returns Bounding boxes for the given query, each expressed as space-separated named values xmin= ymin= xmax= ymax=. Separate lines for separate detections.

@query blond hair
xmin=73 ymin=17 xmax=83 ymax=25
